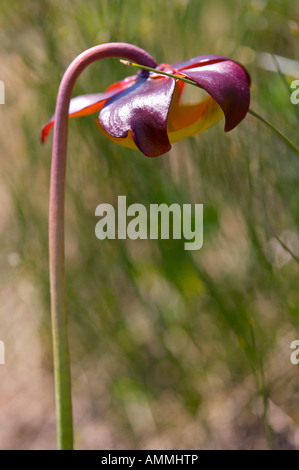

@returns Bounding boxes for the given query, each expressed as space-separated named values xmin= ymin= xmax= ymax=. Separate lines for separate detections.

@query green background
xmin=0 ymin=0 xmax=299 ymax=449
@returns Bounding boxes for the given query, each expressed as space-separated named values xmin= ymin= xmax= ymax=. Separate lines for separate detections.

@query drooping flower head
xmin=42 ymin=54 xmax=250 ymax=158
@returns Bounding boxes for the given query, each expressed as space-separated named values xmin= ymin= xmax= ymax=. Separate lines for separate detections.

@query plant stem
xmin=121 ymin=60 xmax=299 ymax=157
xmin=49 ymin=43 xmax=157 ymax=450
xmin=275 ymin=235 xmax=299 ymax=263
xmin=249 ymin=323 xmax=273 ymax=448
xmin=248 ymin=109 xmax=299 ymax=156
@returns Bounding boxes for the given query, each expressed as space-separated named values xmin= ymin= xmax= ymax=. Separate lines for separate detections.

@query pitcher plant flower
xmin=43 ymin=42 xmax=258 ymax=450
xmin=42 ymin=54 xmax=250 ymax=157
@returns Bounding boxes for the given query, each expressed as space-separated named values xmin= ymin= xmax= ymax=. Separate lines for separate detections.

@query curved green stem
xmin=49 ymin=43 xmax=157 ymax=450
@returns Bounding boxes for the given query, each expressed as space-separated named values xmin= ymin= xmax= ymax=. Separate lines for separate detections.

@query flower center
xmin=148 ymin=63 xmax=178 ymax=80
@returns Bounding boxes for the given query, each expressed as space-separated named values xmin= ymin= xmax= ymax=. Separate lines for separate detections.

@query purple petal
xmin=178 ymin=59 xmax=250 ymax=132
xmin=172 ymin=54 xmax=229 ymax=70
xmin=99 ymin=76 xmax=176 ymax=157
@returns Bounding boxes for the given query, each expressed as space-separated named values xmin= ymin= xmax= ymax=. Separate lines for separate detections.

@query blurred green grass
xmin=1 ymin=0 xmax=299 ymax=449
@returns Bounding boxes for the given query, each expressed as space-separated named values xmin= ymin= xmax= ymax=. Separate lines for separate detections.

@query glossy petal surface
xmin=99 ymin=75 xmax=176 ymax=157
xmin=172 ymin=54 xmax=229 ymax=70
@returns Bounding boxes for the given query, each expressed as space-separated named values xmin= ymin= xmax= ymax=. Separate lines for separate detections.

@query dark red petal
xmin=172 ymin=54 xmax=229 ymax=71
xmin=178 ymin=59 xmax=250 ymax=132
xmin=173 ymin=54 xmax=251 ymax=85
xmin=41 ymin=90 xmax=120 ymax=143
xmin=99 ymin=76 xmax=176 ymax=157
